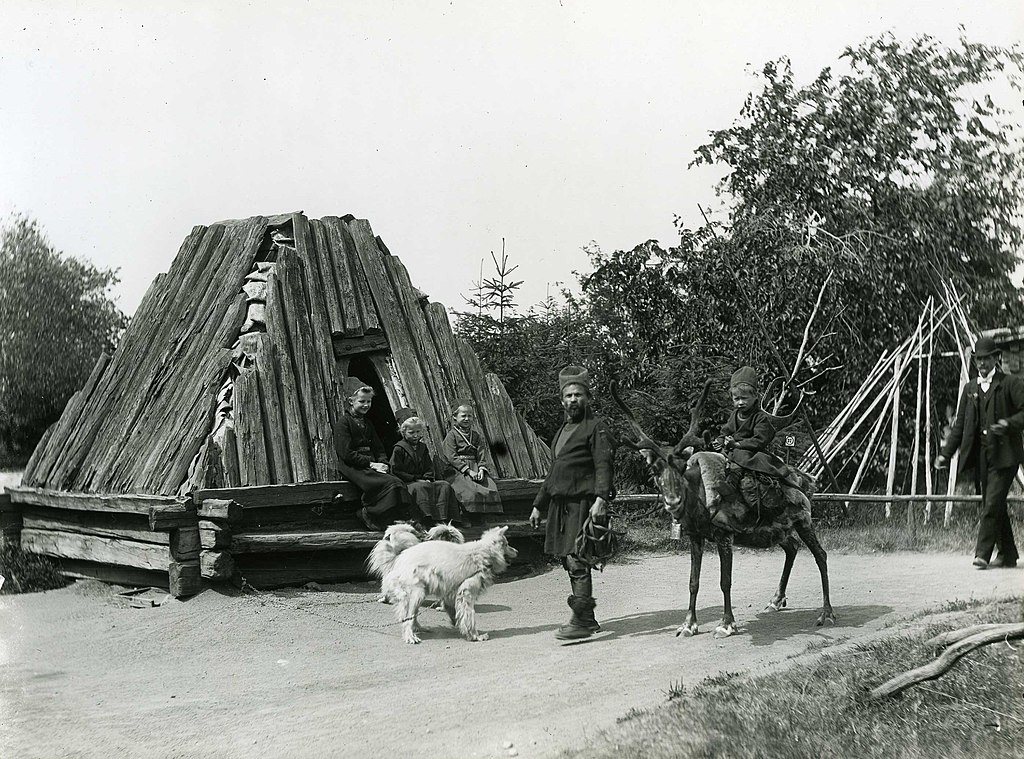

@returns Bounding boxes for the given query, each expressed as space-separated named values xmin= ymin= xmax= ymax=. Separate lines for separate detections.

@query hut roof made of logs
xmin=22 ymin=213 xmax=552 ymax=496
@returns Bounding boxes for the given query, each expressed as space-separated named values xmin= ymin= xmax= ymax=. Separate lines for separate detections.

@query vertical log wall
xmin=23 ymin=213 xmax=551 ymax=497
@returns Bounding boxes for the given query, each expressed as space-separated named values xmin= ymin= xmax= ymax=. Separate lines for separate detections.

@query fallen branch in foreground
xmin=869 ymin=623 xmax=1024 ymax=700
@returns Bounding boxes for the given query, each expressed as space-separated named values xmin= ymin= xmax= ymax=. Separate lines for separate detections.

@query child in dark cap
xmin=711 ymin=366 xmax=802 ymax=530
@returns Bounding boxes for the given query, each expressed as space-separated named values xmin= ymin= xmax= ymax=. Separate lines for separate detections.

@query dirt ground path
xmin=2 ymin=550 xmax=1020 ymax=759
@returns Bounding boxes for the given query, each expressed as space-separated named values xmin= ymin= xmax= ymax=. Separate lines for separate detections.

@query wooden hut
xmin=6 ymin=213 xmax=551 ymax=594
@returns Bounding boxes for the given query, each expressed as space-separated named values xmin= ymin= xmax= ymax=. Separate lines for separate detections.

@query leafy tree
xmin=0 ymin=215 xmax=127 ymax=465
xmin=580 ymin=33 xmax=1024 ymax=489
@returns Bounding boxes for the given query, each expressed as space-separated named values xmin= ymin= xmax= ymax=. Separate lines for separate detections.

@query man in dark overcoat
xmin=530 ymin=365 xmax=615 ymax=640
xmin=935 ymin=336 xmax=1022 ymax=569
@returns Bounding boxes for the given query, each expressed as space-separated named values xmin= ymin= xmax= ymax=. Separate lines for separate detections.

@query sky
xmin=1 ymin=1 xmax=1022 ymax=318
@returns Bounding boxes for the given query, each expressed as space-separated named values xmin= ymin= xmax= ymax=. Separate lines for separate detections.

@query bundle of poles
xmin=801 ymin=282 xmax=983 ymax=527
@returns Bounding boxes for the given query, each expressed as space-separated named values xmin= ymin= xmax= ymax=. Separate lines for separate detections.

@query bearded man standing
xmin=530 ymin=365 xmax=615 ymax=640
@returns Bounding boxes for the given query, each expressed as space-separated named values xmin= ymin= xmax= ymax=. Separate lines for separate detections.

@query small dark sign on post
xmin=784 ymin=434 xmax=795 ymax=465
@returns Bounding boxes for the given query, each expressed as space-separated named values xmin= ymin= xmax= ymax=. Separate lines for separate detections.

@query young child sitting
xmin=441 ymin=402 xmax=503 ymax=523
xmin=389 ymin=408 xmax=461 ymax=524
xmin=331 ymin=377 xmax=410 ymax=531
xmin=709 ymin=366 xmax=806 ymax=530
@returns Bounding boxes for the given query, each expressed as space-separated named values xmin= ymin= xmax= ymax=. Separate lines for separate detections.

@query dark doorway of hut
xmin=345 ymin=353 xmax=400 ymax=452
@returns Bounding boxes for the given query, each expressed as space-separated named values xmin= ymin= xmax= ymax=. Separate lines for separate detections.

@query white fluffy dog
xmin=370 ymin=525 xmax=518 ymax=644
xmin=368 ymin=523 xmax=465 ymax=604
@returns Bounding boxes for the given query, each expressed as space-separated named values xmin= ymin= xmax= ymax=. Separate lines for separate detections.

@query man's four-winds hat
xmin=558 ymin=365 xmax=590 ymax=392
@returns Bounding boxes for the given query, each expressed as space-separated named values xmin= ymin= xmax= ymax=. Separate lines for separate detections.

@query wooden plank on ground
xmin=194 ymin=481 xmax=361 ymax=508
xmin=21 ymin=528 xmax=170 ymax=571
xmin=21 ymin=508 xmax=170 ymax=545
xmin=265 ymin=268 xmax=314 ymax=481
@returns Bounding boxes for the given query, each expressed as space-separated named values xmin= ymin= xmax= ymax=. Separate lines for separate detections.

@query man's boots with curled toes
xmin=555 ymin=572 xmax=600 ymax=640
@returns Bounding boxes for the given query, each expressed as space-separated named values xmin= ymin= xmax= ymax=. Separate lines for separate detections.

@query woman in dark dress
xmin=332 ymin=377 xmax=409 ymax=531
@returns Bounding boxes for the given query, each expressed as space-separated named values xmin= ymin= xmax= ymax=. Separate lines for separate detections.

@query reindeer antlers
xmin=610 ymin=379 xmax=714 ymax=460
xmin=673 ymin=378 xmax=713 ymax=455
xmin=609 ymin=381 xmax=660 ymax=452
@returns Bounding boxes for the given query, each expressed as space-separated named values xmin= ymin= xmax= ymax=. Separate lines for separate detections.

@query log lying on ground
xmin=869 ymin=623 xmax=1024 ymax=700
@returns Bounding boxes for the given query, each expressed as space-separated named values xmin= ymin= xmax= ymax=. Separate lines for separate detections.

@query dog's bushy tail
xmin=368 ymin=527 xmax=420 ymax=579
xmin=425 ymin=523 xmax=465 ymax=544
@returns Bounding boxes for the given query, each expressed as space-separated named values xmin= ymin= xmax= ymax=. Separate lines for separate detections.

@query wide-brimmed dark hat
xmin=973 ymin=336 xmax=1001 ymax=358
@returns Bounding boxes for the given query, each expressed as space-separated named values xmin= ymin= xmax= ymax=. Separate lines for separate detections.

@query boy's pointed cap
xmin=730 ymin=366 xmax=759 ymax=390
xmin=342 ymin=377 xmax=373 ymax=397
xmin=395 ymin=407 xmax=418 ymax=425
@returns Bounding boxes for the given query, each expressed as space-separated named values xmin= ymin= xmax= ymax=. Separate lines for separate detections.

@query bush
xmin=0 ymin=540 xmax=67 ymax=593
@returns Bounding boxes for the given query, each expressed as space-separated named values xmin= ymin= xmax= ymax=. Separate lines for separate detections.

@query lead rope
xmin=239 ymin=576 xmax=414 ymax=635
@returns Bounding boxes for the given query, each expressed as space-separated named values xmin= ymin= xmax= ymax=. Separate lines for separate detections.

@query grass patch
xmin=0 ymin=540 xmax=67 ymax=594
xmin=560 ymin=598 xmax=1024 ymax=759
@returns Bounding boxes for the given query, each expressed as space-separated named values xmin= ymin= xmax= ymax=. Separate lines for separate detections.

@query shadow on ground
xmin=745 ymin=603 xmax=893 ymax=646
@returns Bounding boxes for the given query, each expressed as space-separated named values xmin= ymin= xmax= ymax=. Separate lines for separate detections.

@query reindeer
xmin=613 ymin=380 xmax=835 ymax=638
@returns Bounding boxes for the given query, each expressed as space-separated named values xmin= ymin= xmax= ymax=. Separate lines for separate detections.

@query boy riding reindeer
xmin=707 ymin=366 xmax=815 ymax=532
xmin=613 ymin=374 xmax=834 ymax=638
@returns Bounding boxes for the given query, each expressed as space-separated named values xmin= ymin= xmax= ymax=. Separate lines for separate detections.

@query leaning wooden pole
xmin=944 ymin=304 xmax=971 ymax=527
xmin=924 ymin=300 xmax=935 ymax=522
xmin=884 ymin=353 xmax=903 ymax=518
xmin=698 ymin=204 xmax=841 ymax=494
